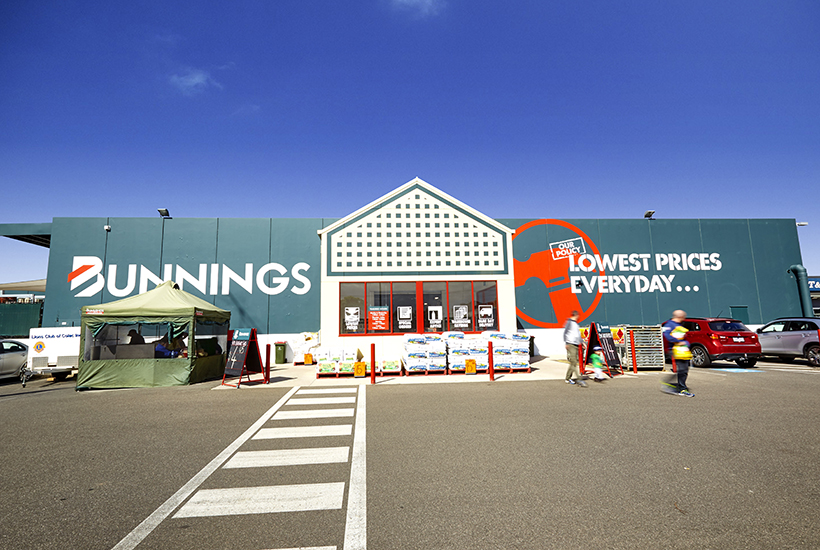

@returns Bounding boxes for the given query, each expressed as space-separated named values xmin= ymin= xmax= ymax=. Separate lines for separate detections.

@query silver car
xmin=757 ymin=318 xmax=820 ymax=367
xmin=0 ymin=339 xmax=28 ymax=379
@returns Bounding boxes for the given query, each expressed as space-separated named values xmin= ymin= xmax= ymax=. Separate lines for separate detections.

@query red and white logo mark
xmin=67 ymin=256 xmax=104 ymax=297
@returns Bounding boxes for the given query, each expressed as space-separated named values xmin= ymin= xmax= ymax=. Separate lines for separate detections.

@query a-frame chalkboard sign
xmin=584 ymin=323 xmax=623 ymax=376
xmin=221 ymin=328 xmax=264 ymax=388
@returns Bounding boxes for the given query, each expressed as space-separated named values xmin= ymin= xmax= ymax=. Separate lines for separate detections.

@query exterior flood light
xmin=796 ymin=222 xmax=808 ymax=226
xmin=644 ymin=210 xmax=655 ymax=220
xmin=158 ymin=208 xmax=171 ymax=219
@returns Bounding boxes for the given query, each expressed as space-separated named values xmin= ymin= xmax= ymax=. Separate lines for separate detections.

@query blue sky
xmin=1 ymin=0 xmax=818 ymax=284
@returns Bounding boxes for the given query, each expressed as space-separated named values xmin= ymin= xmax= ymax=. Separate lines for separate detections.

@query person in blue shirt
xmin=154 ymin=336 xmax=178 ymax=358
xmin=662 ymin=309 xmax=694 ymax=397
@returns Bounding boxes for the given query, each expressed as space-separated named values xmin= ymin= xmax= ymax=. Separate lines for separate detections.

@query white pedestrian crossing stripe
xmin=298 ymin=388 xmax=358 ymax=394
xmin=273 ymin=408 xmax=355 ymax=420
xmin=224 ymin=447 xmax=350 ymax=468
xmin=173 ymin=482 xmax=346 ymax=518
xmin=254 ymin=424 xmax=352 ymax=439
xmin=287 ymin=396 xmax=357 ymax=405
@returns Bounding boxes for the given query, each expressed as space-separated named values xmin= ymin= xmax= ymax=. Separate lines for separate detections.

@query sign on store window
xmin=478 ymin=305 xmax=494 ymax=329
xmin=345 ymin=307 xmax=360 ymax=331
xmin=452 ymin=305 xmax=470 ymax=329
xmin=428 ymin=306 xmax=443 ymax=330
xmin=397 ymin=306 xmax=413 ymax=330
xmin=368 ymin=306 xmax=389 ymax=331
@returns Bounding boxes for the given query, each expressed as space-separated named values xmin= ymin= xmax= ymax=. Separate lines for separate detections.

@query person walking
xmin=662 ymin=309 xmax=694 ymax=397
xmin=564 ymin=310 xmax=587 ymax=387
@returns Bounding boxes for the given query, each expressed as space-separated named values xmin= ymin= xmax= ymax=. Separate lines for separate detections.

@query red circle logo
xmin=513 ymin=219 xmax=604 ymax=328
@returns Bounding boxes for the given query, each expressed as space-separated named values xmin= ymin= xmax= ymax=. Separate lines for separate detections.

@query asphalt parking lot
xmin=2 ymin=358 xmax=820 ymax=549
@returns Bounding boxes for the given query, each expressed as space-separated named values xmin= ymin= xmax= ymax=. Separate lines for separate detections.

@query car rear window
xmin=708 ymin=321 xmax=750 ymax=332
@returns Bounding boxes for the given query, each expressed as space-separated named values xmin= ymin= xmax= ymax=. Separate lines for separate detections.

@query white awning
xmin=0 ymin=279 xmax=47 ymax=292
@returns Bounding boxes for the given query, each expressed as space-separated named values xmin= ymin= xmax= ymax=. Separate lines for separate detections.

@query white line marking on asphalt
xmin=273 ymin=408 xmax=355 ymax=420
xmin=224 ymin=447 xmax=350 ymax=468
xmin=172 ymin=482 xmax=346 ymax=518
xmin=761 ymin=366 xmax=819 ymax=373
xmin=287 ymin=397 xmax=357 ymax=405
xmin=343 ymin=384 xmax=367 ymax=550
xmin=111 ymin=385 xmax=301 ymax=550
xmin=694 ymin=370 xmax=727 ymax=377
xmin=254 ymin=425 xmax=352 ymax=439
xmin=298 ymin=388 xmax=358 ymax=394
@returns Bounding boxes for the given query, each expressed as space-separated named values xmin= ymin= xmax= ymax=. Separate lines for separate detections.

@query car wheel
xmin=736 ymin=358 xmax=757 ymax=368
xmin=778 ymin=356 xmax=795 ymax=363
xmin=691 ymin=346 xmax=711 ymax=367
xmin=807 ymin=346 xmax=820 ymax=368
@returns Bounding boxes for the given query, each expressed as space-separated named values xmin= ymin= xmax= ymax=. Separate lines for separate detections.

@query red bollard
xmin=629 ymin=330 xmax=638 ymax=374
xmin=488 ymin=341 xmax=495 ymax=381
xmin=370 ymin=343 xmax=376 ymax=385
xmin=265 ymin=343 xmax=271 ymax=383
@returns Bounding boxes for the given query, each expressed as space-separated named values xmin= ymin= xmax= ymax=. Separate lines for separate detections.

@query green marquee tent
xmin=77 ymin=281 xmax=231 ymax=389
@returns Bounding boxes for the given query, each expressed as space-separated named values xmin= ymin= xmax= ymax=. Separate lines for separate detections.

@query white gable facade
xmin=317 ymin=178 xmax=517 ymax=357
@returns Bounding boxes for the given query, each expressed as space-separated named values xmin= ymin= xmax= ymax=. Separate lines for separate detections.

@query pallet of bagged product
xmin=482 ymin=331 xmax=532 ymax=373
xmin=374 ymin=359 xmax=402 ymax=376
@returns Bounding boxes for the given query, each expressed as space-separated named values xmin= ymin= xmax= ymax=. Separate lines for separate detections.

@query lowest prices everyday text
xmin=567 ymin=252 xmax=722 ymax=294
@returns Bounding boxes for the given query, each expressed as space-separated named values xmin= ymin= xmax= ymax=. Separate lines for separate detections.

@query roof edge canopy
xmin=0 ymin=223 xmax=53 ymax=248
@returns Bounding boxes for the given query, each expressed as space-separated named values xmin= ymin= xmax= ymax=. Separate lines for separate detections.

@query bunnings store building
xmin=1 ymin=178 xmax=813 ymax=360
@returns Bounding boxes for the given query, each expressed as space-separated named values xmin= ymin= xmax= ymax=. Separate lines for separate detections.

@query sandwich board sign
xmin=584 ymin=323 xmax=623 ymax=376
xmin=222 ymin=328 xmax=264 ymax=388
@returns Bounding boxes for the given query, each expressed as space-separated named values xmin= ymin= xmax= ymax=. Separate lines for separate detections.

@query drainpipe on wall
xmin=788 ymin=264 xmax=815 ymax=317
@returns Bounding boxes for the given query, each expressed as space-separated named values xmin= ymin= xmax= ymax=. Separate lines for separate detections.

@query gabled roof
xmin=318 ymin=178 xmax=514 ymax=236
xmin=318 ymin=177 xmax=514 ymax=277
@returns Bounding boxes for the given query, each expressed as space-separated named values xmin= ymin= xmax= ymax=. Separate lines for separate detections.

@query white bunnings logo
xmin=68 ymin=256 xmax=311 ymax=298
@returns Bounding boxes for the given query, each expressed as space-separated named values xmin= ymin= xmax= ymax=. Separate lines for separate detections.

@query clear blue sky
xmin=1 ymin=0 xmax=818 ymax=284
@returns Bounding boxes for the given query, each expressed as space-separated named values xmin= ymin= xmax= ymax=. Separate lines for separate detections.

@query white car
xmin=757 ymin=317 xmax=820 ymax=367
xmin=0 ymin=340 xmax=28 ymax=379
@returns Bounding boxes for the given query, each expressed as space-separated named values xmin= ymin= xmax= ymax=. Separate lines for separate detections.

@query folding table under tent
xmin=77 ymin=281 xmax=231 ymax=389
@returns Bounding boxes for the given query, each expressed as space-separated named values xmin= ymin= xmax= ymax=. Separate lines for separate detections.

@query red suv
xmin=680 ymin=318 xmax=761 ymax=367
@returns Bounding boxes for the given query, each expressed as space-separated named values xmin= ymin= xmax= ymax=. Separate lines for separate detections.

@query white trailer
xmin=27 ymin=327 xmax=81 ymax=381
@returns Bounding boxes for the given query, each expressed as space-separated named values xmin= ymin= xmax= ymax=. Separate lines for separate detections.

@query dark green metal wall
xmin=501 ymin=218 xmax=804 ymax=327
xmin=43 ymin=217 xmax=337 ymax=332
xmin=40 ymin=216 xmax=804 ymax=332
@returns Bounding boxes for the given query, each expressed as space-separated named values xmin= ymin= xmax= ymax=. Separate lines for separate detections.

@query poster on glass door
xmin=478 ymin=305 xmax=495 ymax=329
xmin=452 ymin=305 xmax=470 ymax=329
xmin=427 ymin=306 xmax=443 ymax=330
